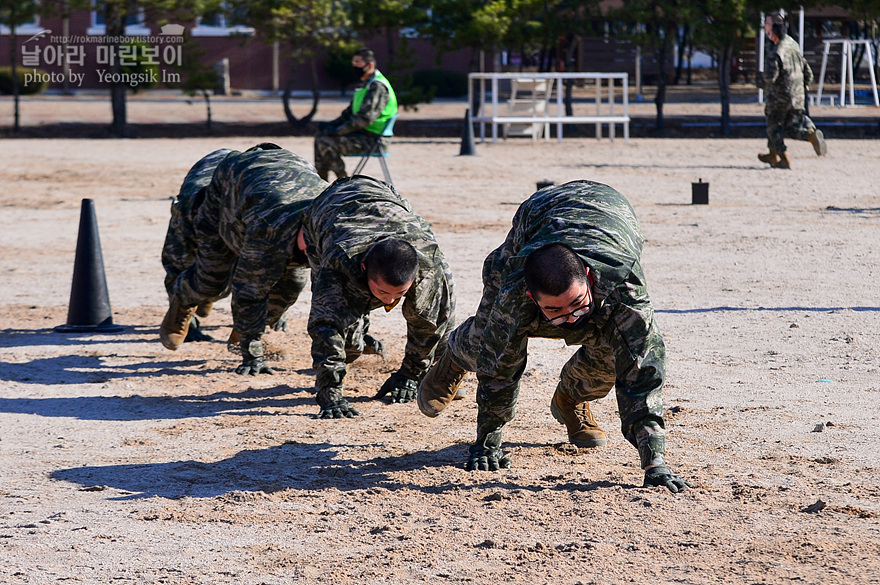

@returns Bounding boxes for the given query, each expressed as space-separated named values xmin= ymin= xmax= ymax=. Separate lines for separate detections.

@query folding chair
xmin=346 ymin=114 xmax=397 ymax=185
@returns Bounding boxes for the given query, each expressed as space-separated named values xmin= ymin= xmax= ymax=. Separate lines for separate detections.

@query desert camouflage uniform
xmin=301 ymin=175 xmax=455 ymax=408
xmin=757 ymin=34 xmax=817 ymax=153
xmin=446 ymin=180 xmax=668 ymax=468
xmin=171 ymin=147 xmax=328 ymax=343
xmin=314 ymin=72 xmax=394 ymax=180
xmin=161 ymin=148 xmax=233 ymax=298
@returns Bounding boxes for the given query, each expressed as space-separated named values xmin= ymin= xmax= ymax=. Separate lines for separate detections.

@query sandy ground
xmin=1 ymin=128 xmax=880 ymax=585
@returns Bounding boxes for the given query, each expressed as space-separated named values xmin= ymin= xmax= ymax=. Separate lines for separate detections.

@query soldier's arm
xmin=399 ymin=261 xmax=456 ymax=380
xmin=307 ymin=268 xmax=359 ymax=393
xmin=266 ymin=266 xmax=309 ymax=329
xmin=606 ymin=267 xmax=667 ymax=469
xmin=231 ymin=228 xmax=293 ymax=341
xmin=803 ymin=59 xmax=814 ymax=88
xmin=335 ymin=82 xmax=390 ymax=135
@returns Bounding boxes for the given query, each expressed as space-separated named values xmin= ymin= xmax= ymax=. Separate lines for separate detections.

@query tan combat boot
xmin=771 ymin=152 xmax=791 ymax=169
xmin=757 ymin=148 xmax=779 ymax=165
xmin=550 ymin=389 xmax=608 ymax=448
xmin=808 ymin=129 xmax=827 ymax=156
xmin=195 ymin=301 xmax=214 ymax=318
xmin=417 ymin=350 xmax=467 ymax=417
xmin=160 ymin=296 xmax=197 ymax=350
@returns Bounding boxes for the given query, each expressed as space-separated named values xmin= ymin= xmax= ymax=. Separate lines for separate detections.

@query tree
xmin=0 ymin=0 xmax=38 ymax=133
xmin=230 ymin=0 xmax=350 ymax=127
xmin=174 ymin=33 xmax=218 ymax=131
xmin=608 ymin=0 xmax=691 ymax=134
xmin=692 ymin=0 xmax=753 ymax=136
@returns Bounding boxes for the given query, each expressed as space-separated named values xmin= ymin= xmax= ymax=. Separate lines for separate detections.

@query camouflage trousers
xmin=313 ymin=131 xmax=384 ymax=180
xmin=172 ymin=193 xmax=238 ymax=309
xmin=161 ymin=200 xmax=197 ymax=300
xmin=765 ymin=105 xmax=816 ymax=153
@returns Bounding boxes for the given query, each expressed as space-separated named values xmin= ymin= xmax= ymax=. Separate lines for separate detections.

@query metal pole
xmin=758 ymin=12 xmax=765 ymax=104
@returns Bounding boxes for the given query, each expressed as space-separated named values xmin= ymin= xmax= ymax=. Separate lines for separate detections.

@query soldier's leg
xmin=161 ymin=201 xmax=196 ymax=300
xmin=550 ymin=341 xmax=615 ymax=448
xmin=765 ymin=108 xmax=787 ymax=154
xmin=787 ymin=110 xmax=826 ymax=156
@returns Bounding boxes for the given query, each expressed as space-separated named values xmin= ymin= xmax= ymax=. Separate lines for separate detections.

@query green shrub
xmin=411 ymin=69 xmax=468 ymax=98
xmin=0 ymin=66 xmax=48 ymax=95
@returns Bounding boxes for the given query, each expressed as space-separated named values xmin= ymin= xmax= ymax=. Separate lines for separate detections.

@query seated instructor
xmin=296 ymin=175 xmax=455 ymax=419
xmin=313 ymin=48 xmax=398 ymax=181
xmin=418 ymin=180 xmax=691 ymax=493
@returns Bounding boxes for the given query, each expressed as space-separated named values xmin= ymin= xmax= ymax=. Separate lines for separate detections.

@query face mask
xmin=352 ymin=65 xmax=367 ymax=79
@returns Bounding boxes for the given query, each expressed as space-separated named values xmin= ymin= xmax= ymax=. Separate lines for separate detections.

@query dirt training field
xmin=1 ymin=133 xmax=879 ymax=585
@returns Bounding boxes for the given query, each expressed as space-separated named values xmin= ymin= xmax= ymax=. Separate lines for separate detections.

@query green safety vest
xmin=351 ymin=71 xmax=398 ymax=135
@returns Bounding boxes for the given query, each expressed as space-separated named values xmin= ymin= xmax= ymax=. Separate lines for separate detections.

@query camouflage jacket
xmin=758 ymin=34 xmax=813 ymax=111
xmin=328 ymin=71 xmax=393 ymax=135
xmin=475 ymin=180 xmax=666 ymax=458
xmin=174 ymin=149 xmax=234 ymax=223
xmin=206 ymin=148 xmax=329 ymax=339
xmin=301 ymin=176 xmax=455 ymax=392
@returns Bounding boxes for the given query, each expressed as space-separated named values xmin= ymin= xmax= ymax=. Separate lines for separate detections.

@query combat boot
xmin=195 ymin=301 xmax=214 ymax=318
xmin=808 ymin=129 xmax=827 ymax=156
xmin=417 ymin=350 xmax=467 ymax=417
xmin=757 ymin=148 xmax=779 ymax=165
xmin=771 ymin=152 xmax=791 ymax=169
xmin=550 ymin=389 xmax=607 ymax=448
xmin=160 ymin=296 xmax=197 ymax=350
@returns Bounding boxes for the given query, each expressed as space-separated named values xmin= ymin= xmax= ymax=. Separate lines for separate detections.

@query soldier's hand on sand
xmin=317 ymin=400 xmax=361 ymax=419
xmin=271 ymin=313 xmax=288 ymax=332
xmin=465 ymin=444 xmax=511 ymax=471
xmin=235 ymin=339 xmax=275 ymax=375
xmin=374 ymin=371 xmax=417 ymax=403
xmin=643 ymin=465 xmax=692 ymax=493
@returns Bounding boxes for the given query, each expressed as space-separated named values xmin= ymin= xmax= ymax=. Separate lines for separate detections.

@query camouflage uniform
xmin=161 ymin=148 xmax=233 ymax=298
xmin=757 ymin=34 xmax=816 ymax=153
xmin=314 ymin=71 xmax=396 ymax=180
xmin=446 ymin=181 xmax=668 ymax=469
xmin=171 ymin=148 xmax=328 ymax=344
xmin=301 ymin=175 xmax=455 ymax=408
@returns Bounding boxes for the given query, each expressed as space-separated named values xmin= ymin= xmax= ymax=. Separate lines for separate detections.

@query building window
xmin=192 ymin=3 xmax=253 ymax=37
xmin=88 ymin=0 xmax=150 ymax=36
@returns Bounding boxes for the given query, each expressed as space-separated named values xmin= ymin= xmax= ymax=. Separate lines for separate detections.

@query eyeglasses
xmin=544 ymin=300 xmax=594 ymax=326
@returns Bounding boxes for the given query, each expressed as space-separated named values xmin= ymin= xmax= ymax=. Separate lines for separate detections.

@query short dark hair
xmin=364 ymin=238 xmax=418 ymax=286
xmin=524 ymin=243 xmax=586 ymax=298
xmin=354 ymin=48 xmax=376 ymax=65
xmin=245 ymin=142 xmax=282 ymax=152
xmin=768 ymin=12 xmax=786 ymax=38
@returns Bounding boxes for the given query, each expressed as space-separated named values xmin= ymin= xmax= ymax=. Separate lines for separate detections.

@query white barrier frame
xmin=815 ymin=39 xmax=879 ymax=107
xmin=468 ymin=72 xmax=630 ymax=143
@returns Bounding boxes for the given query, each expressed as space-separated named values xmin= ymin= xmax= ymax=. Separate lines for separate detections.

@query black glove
xmin=374 ymin=370 xmax=418 ymax=403
xmin=317 ymin=399 xmax=361 ymax=419
xmin=643 ymin=466 xmax=692 ymax=493
xmin=465 ymin=431 xmax=511 ymax=471
xmin=271 ymin=312 xmax=288 ymax=332
xmin=362 ymin=334 xmax=386 ymax=359
xmin=184 ymin=316 xmax=213 ymax=343
xmin=317 ymin=121 xmax=333 ymax=131
xmin=235 ymin=338 xmax=275 ymax=376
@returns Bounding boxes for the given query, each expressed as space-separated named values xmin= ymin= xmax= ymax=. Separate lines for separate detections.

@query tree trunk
xmin=654 ymin=29 xmax=673 ymax=134
xmin=202 ymin=90 xmax=212 ymax=132
xmin=718 ymin=44 xmax=733 ymax=136
xmin=105 ymin=3 xmax=127 ymax=136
